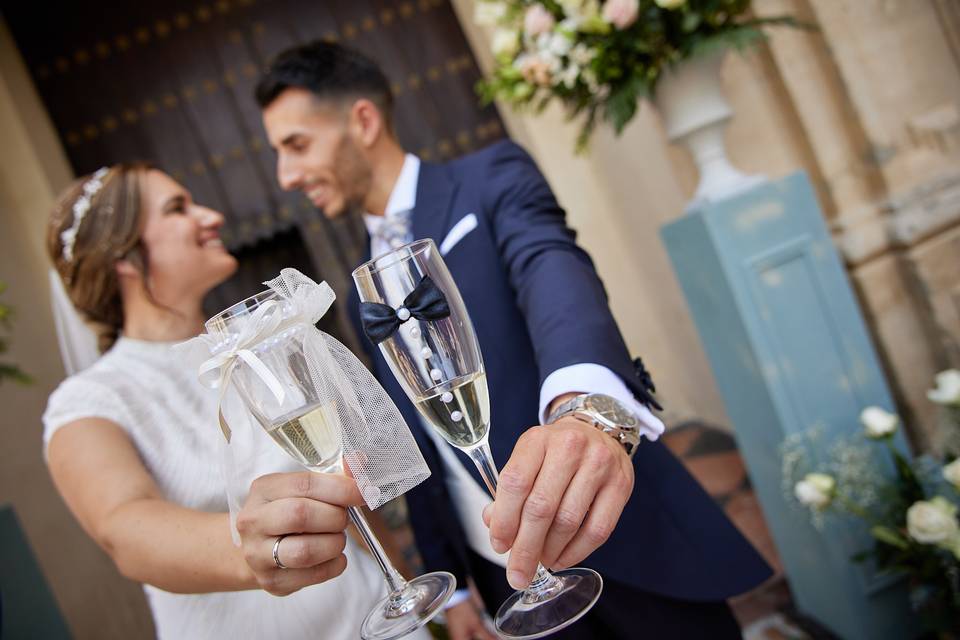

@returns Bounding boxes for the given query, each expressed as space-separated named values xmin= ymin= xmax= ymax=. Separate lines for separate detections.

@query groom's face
xmin=262 ymin=87 xmax=372 ymax=218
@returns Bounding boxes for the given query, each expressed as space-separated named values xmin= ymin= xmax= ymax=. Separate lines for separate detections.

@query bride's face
xmin=136 ymin=170 xmax=237 ymax=301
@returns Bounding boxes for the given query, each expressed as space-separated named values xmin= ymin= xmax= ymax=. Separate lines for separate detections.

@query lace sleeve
xmin=42 ymin=376 xmax=137 ymax=453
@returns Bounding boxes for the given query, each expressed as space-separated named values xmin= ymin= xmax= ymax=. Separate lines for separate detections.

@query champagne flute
xmin=207 ymin=290 xmax=456 ymax=640
xmin=353 ymin=239 xmax=603 ymax=639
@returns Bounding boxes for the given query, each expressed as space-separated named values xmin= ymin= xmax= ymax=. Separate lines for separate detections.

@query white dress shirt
xmin=364 ymin=154 xmax=665 ymax=605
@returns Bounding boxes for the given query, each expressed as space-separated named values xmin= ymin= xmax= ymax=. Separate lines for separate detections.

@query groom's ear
xmin=349 ymin=98 xmax=386 ymax=149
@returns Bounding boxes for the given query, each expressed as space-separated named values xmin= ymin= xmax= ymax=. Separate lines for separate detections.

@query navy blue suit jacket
xmin=348 ymin=140 xmax=772 ymax=602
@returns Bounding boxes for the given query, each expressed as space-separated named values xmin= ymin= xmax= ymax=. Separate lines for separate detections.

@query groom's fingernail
xmin=507 ymin=570 xmax=527 ymax=590
xmin=490 ymin=537 xmax=507 ymax=553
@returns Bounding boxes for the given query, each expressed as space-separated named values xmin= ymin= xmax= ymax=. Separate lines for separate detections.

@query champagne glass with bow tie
xmin=353 ymin=239 xmax=603 ymax=639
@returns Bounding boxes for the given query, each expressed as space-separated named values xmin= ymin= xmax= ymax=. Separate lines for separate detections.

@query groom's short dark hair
xmin=255 ymin=41 xmax=393 ymax=124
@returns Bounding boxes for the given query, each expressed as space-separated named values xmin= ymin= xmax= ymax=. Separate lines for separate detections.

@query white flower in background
xmin=794 ymin=473 xmax=836 ymax=509
xmin=602 ymin=0 xmax=639 ymax=29
xmin=555 ymin=63 xmax=580 ymax=89
xmin=906 ymin=497 xmax=959 ymax=547
xmin=655 ymin=0 xmax=686 ymax=8
xmin=539 ymin=30 xmax=574 ymax=57
xmin=943 ymin=459 xmax=960 ymax=491
xmin=558 ymin=16 xmax=581 ymax=35
xmin=491 ymin=28 xmax=520 ymax=58
xmin=927 ymin=369 xmax=960 ymax=406
xmin=569 ymin=43 xmax=597 ymax=67
xmin=581 ymin=67 xmax=607 ymax=93
xmin=524 ymin=4 xmax=555 ymax=38
xmin=474 ymin=1 xmax=507 ymax=26
xmin=860 ymin=406 xmax=899 ymax=440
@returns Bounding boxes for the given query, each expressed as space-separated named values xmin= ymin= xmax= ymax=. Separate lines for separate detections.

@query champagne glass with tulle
xmin=207 ymin=289 xmax=456 ymax=640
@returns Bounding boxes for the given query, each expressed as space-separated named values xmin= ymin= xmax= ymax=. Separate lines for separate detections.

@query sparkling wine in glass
xmin=207 ymin=290 xmax=456 ymax=640
xmin=354 ymin=239 xmax=603 ymax=639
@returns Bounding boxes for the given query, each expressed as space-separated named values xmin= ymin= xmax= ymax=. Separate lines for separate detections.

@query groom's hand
xmin=483 ymin=414 xmax=634 ymax=589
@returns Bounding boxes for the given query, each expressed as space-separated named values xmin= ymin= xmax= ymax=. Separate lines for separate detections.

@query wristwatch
xmin=546 ymin=393 xmax=642 ymax=458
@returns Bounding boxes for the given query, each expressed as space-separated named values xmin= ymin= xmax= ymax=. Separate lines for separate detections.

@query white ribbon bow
xmin=192 ymin=269 xmax=337 ymax=442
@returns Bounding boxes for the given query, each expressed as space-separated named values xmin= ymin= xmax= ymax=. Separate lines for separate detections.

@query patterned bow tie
xmin=369 ymin=209 xmax=413 ymax=250
xmin=359 ymin=276 xmax=450 ymax=344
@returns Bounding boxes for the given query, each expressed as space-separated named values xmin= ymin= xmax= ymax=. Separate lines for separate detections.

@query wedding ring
xmin=273 ymin=534 xmax=289 ymax=570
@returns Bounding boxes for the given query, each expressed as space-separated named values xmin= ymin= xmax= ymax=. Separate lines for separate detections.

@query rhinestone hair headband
xmin=60 ymin=167 xmax=111 ymax=263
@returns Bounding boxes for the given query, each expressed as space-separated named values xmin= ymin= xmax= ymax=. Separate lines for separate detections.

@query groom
xmin=255 ymin=41 xmax=771 ymax=638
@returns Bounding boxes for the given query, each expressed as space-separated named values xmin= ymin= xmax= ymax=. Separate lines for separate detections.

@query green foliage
xmin=0 ymin=282 xmax=31 ymax=386
xmin=476 ymin=0 xmax=808 ymax=151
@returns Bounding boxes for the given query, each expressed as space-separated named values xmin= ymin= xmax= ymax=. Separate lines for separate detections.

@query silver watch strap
xmin=546 ymin=394 xmax=588 ymax=424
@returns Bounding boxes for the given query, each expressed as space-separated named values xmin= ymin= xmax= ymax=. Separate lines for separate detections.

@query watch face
xmin=584 ymin=394 xmax=638 ymax=428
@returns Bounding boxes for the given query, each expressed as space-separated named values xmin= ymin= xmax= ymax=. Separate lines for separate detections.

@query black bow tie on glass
xmin=359 ymin=276 xmax=451 ymax=344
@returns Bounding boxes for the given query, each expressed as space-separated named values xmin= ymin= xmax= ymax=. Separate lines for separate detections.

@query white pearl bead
xmin=410 ymin=326 xmax=421 ymax=339
xmin=451 ymin=411 xmax=463 ymax=422
xmin=430 ymin=368 xmax=443 ymax=381
xmin=396 ymin=307 xmax=411 ymax=321
xmin=421 ymin=347 xmax=433 ymax=359
xmin=441 ymin=392 xmax=453 ymax=403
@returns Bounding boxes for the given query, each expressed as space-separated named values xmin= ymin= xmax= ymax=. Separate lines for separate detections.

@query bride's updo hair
xmin=47 ymin=163 xmax=152 ymax=352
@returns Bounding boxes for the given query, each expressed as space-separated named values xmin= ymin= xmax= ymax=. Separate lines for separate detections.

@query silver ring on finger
xmin=273 ymin=534 xmax=289 ymax=570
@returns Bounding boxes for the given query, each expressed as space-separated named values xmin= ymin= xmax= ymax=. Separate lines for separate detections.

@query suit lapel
xmin=412 ymin=161 xmax=459 ymax=244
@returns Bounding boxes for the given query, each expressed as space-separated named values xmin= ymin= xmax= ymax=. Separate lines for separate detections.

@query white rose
xmin=943 ymin=459 xmax=960 ymax=491
xmin=928 ymin=369 xmax=960 ymax=406
xmin=907 ymin=497 xmax=959 ymax=544
xmin=569 ymin=43 xmax=597 ymax=67
xmin=524 ymin=4 xmax=556 ymax=38
xmin=555 ymin=63 xmax=580 ymax=88
xmin=602 ymin=0 xmax=639 ymax=29
xmin=544 ymin=31 xmax=574 ymax=57
xmin=654 ymin=0 xmax=685 ymax=8
xmin=491 ymin=28 xmax=520 ymax=58
xmin=794 ymin=473 xmax=835 ymax=509
xmin=474 ymin=1 xmax=507 ymax=26
xmin=860 ymin=406 xmax=899 ymax=439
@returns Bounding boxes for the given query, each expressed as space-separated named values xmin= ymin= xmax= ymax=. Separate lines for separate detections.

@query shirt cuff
xmin=539 ymin=363 xmax=665 ymax=441
xmin=445 ymin=588 xmax=472 ymax=609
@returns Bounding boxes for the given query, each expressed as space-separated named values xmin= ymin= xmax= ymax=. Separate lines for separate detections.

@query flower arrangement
xmin=475 ymin=0 xmax=801 ymax=149
xmin=782 ymin=370 xmax=960 ymax=635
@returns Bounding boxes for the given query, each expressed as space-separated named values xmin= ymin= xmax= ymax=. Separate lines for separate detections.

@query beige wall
xmin=454 ymin=0 xmax=960 ymax=444
xmin=0 ymin=19 xmax=154 ymax=639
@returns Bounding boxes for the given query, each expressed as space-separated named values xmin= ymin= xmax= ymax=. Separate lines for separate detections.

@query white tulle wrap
xmin=178 ymin=268 xmax=430 ymax=543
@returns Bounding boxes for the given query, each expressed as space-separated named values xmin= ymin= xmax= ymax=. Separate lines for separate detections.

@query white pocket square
xmin=439 ymin=213 xmax=478 ymax=255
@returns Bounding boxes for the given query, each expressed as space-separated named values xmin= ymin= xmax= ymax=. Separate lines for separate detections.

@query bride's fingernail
xmin=490 ymin=537 xmax=507 ymax=553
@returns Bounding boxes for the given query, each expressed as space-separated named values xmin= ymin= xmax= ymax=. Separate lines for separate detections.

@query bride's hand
xmin=236 ymin=471 xmax=365 ymax=596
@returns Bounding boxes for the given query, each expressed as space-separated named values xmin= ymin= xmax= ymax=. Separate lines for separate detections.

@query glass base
xmin=494 ymin=567 xmax=603 ymax=639
xmin=360 ymin=571 xmax=457 ymax=640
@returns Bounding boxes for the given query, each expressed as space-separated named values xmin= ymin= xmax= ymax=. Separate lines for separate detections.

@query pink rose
xmin=524 ymin=4 xmax=556 ymax=38
xmin=602 ymin=0 xmax=639 ymax=29
xmin=517 ymin=54 xmax=554 ymax=86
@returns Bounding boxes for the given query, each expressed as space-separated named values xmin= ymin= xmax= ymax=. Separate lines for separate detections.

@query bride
xmin=42 ymin=164 xmax=431 ymax=639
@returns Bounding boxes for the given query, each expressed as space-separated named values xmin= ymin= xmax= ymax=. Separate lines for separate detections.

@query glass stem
xmin=466 ymin=439 xmax=560 ymax=598
xmin=347 ymin=506 xmax=407 ymax=595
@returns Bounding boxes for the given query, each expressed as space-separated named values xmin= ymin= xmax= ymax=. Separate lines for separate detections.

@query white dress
xmin=43 ymin=336 xmax=430 ymax=640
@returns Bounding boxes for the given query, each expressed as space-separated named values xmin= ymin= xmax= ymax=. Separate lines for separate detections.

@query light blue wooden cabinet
xmin=661 ymin=173 xmax=919 ymax=639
